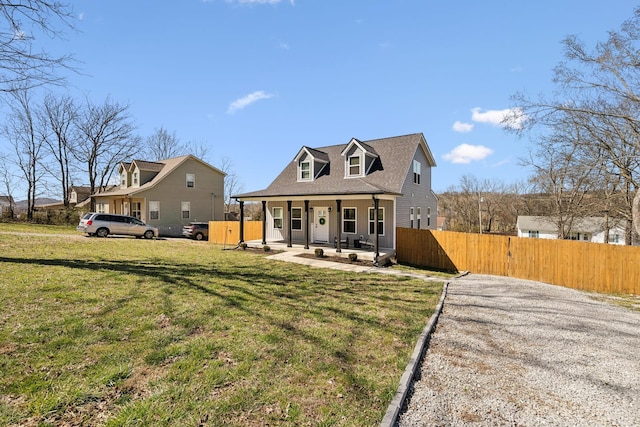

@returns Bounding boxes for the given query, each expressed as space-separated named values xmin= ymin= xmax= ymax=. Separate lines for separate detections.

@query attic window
xmin=413 ymin=160 xmax=421 ymax=184
xmin=300 ymin=161 xmax=311 ymax=181
xmin=348 ymin=156 xmax=361 ymax=176
xmin=186 ymin=173 xmax=195 ymax=188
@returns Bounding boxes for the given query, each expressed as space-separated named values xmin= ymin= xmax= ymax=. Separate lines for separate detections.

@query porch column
xmin=239 ymin=201 xmax=245 ymax=244
xmin=336 ymin=199 xmax=342 ymax=253
xmin=304 ymin=200 xmax=310 ymax=250
xmin=373 ymin=197 xmax=380 ymax=265
xmin=287 ymin=200 xmax=292 ymax=248
xmin=261 ymin=201 xmax=267 ymax=245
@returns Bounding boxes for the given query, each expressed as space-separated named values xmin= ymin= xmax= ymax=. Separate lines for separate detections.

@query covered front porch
xmin=235 ymin=195 xmax=396 ymax=266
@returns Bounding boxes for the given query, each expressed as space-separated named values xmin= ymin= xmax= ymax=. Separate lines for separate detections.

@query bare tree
xmin=0 ymin=1 xmax=76 ymax=92
xmin=1 ymin=85 xmax=45 ymax=219
xmin=509 ymin=8 xmax=640 ymax=243
xmin=38 ymin=93 xmax=76 ymax=207
xmin=145 ymin=127 xmax=187 ymax=160
xmin=0 ymin=154 xmax=17 ymax=218
xmin=218 ymin=156 xmax=243 ymax=214
xmin=72 ymin=97 xmax=140 ymax=208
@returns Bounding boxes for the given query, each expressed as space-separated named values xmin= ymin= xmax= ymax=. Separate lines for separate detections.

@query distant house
xmin=234 ymin=133 xmax=438 ymax=261
xmin=516 ymin=216 xmax=627 ymax=245
xmin=437 ymin=216 xmax=447 ymax=231
xmin=89 ymin=155 xmax=225 ymax=236
xmin=0 ymin=195 xmax=14 ymax=217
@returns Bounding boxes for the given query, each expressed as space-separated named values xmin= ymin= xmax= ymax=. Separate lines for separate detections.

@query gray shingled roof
xmin=236 ymin=133 xmax=434 ymax=199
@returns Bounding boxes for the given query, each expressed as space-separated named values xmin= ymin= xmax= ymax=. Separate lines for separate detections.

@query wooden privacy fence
xmin=208 ymin=221 xmax=263 ymax=245
xmin=396 ymin=228 xmax=640 ymax=295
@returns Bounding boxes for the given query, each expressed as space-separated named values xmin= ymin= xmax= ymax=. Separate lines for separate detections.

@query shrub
xmin=239 ymin=243 xmax=247 ymax=250
xmin=263 ymin=245 xmax=271 ymax=252
xmin=348 ymin=253 xmax=358 ymax=262
xmin=315 ymin=248 xmax=324 ymax=257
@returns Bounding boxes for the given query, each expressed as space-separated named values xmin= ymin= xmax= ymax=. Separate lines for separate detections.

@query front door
xmin=314 ymin=207 xmax=329 ymax=243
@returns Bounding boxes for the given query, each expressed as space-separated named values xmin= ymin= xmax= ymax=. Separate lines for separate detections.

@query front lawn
xmin=0 ymin=229 xmax=443 ymax=426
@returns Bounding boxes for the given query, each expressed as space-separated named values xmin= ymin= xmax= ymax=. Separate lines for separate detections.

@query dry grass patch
xmin=0 ymin=227 xmax=443 ymax=426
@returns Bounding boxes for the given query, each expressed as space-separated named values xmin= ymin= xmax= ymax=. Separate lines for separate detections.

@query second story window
xmin=348 ymin=156 xmax=360 ymax=176
xmin=186 ymin=173 xmax=195 ymax=188
xmin=413 ymin=160 xmax=421 ymax=184
xmin=300 ymin=162 xmax=311 ymax=180
xmin=133 ymin=172 xmax=138 ymax=185
xmin=121 ymin=172 xmax=127 ymax=187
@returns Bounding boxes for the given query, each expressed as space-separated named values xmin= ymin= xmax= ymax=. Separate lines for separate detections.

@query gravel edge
xmin=380 ymin=280 xmax=450 ymax=427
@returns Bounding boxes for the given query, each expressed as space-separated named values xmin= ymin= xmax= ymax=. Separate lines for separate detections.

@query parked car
xmin=77 ymin=213 xmax=158 ymax=239
xmin=182 ymin=222 xmax=209 ymax=240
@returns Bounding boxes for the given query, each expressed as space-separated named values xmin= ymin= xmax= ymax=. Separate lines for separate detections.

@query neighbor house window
xmin=427 ymin=207 xmax=431 ymax=227
xmin=368 ymin=207 xmax=384 ymax=235
xmin=413 ymin=160 xmax=421 ymax=184
xmin=291 ymin=207 xmax=302 ymax=230
xmin=273 ymin=207 xmax=283 ymax=229
xmin=348 ymin=156 xmax=360 ymax=176
xmin=97 ymin=203 xmax=107 ymax=213
xmin=343 ymin=208 xmax=356 ymax=233
xmin=132 ymin=202 xmax=141 ymax=219
xmin=528 ymin=230 xmax=539 ymax=238
xmin=417 ymin=207 xmax=421 ymax=229
xmin=181 ymin=202 xmax=190 ymax=219
xmin=133 ymin=172 xmax=138 ymax=185
xmin=149 ymin=201 xmax=159 ymax=220
xmin=120 ymin=172 xmax=127 ymax=187
xmin=410 ymin=207 xmax=414 ymax=228
xmin=186 ymin=173 xmax=195 ymax=188
xmin=300 ymin=162 xmax=311 ymax=181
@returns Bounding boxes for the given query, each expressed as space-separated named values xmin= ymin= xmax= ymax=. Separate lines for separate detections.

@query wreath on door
xmin=319 ymin=217 xmax=326 ymax=225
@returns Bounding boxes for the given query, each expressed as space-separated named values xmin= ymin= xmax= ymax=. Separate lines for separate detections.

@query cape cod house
xmin=88 ymin=155 xmax=225 ymax=236
xmin=234 ymin=133 xmax=437 ymax=263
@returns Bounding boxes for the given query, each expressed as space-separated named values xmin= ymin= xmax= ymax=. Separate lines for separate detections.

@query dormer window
xmin=348 ymin=155 xmax=361 ymax=176
xmin=133 ymin=172 xmax=138 ymax=186
xmin=300 ymin=161 xmax=311 ymax=180
xmin=120 ymin=172 xmax=127 ymax=188
xmin=413 ymin=160 xmax=421 ymax=184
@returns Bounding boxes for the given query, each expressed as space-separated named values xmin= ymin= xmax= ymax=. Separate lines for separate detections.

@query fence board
xmin=396 ymin=228 xmax=640 ymax=295
xmin=208 ymin=221 xmax=263 ymax=245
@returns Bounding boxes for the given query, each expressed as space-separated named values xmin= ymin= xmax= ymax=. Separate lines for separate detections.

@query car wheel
xmin=96 ymin=228 xmax=109 ymax=238
xmin=195 ymin=232 xmax=204 ymax=241
xmin=144 ymin=230 xmax=155 ymax=239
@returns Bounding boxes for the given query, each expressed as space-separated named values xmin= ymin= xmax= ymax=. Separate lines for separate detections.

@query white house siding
xmin=397 ymin=146 xmax=437 ymax=230
xmin=264 ymin=199 xmax=395 ymax=248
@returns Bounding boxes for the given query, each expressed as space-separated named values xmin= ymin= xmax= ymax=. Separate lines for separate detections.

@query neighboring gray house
xmin=234 ymin=133 xmax=437 ymax=260
xmin=89 ymin=155 xmax=225 ymax=236
xmin=516 ymin=215 xmax=627 ymax=245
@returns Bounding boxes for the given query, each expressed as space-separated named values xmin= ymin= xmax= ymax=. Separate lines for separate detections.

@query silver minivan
xmin=77 ymin=213 xmax=158 ymax=239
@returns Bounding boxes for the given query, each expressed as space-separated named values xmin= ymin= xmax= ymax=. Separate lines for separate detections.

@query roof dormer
xmin=341 ymin=138 xmax=379 ymax=178
xmin=293 ymin=146 xmax=329 ymax=182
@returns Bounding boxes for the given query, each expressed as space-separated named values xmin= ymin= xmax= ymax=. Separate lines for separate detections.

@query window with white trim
xmin=291 ymin=207 xmax=302 ymax=230
xmin=413 ymin=160 xmax=421 ymax=184
xmin=427 ymin=207 xmax=431 ymax=227
xmin=528 ymin=230 xmax=539 ymax=238
xmin=149 ymin=201 xmax=159 ymax=220
xmin=347 ymin=156 xmax=360 ymax=176
xmin=186 ymin=173 xmax=195 ymax=188
xmin=417 ymin=207 xmax=421 ymax=229
xmin=133 ymin=172 xmax=138 ymax=186
xmin=120 ymin=172 xmax=127 ymax=188
xmin=368 ymin=207 xmax=384 ymax=235
xmin=300 ymin=162 xmax=311 ymax=181
xmin=132 ymin=202 xmax=141 ymax=219
xmin=410 ymin=207 xmax=414 ymax=228
xmin=273 ymin=207 xmax=283 ymax=229
xmin=97 ymin=203 xmax=107 ymax=213
xmin=343 ymin=208 xmax=356 ymax=233
xmin=181 ymin=202 xmax=190 ymax=219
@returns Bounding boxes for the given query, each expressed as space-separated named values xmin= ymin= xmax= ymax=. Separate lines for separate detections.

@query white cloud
xmin=78 ymin=12 xmax=85 ymax=21
xmin=227 ymin=91 xmax=274 ymax=114
xmin=471 ymin=107 xmax=526 ymax=130
xmin=452 ymin=121 xmax=474 ymax=133
xmin=443 ymin=144 xmax=493 ymax=164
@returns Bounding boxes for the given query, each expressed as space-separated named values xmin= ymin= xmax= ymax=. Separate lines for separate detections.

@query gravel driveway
xmin=398 ymin=274 xmax=640 ymax=426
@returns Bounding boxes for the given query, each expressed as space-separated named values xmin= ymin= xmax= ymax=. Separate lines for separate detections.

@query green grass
xmin=0 ymin=226 xmax=443 ymax=426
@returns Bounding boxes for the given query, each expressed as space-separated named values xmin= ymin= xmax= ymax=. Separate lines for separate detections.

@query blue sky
xmin=10 ymin=1 xmax=640 ymax=197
